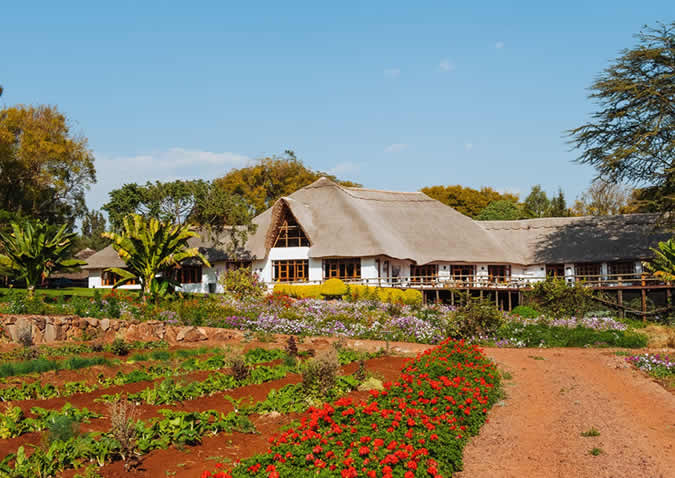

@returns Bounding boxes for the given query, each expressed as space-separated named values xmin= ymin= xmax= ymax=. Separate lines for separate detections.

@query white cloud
xmin=88 ymin=148 xmax=251 ymax=210
xmin=439 ymin=59 xmax=455 ymax=72
xmin=383 ymin=68 xmax=401 ymax=78
xmin=464 ymin=142 xmax=473 ymax=151
xmin=495 ymin=41 xmax=505 ymax=49
xmin=384 ymin=143 xmax=408 ymax=153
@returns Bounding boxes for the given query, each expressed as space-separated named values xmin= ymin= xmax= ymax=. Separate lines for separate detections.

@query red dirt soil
xmin=456 ymin=348 xmax=675 ymax=478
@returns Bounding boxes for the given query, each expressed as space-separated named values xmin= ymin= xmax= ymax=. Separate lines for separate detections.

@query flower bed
xmin=201 ymin=339 xmax=501 ymax=477
xmin=626 ymin=353 xmax=674 ymax=378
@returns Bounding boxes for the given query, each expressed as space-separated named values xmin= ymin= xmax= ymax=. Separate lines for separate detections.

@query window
xmin=102 ymin=270 xmax=137 ymax=286
xmin=608 ymin=261 xmax=635 ymax=278
xmin=323 ymin=258 xmax=361 ymax=280
xmin=273 ymin=260 xmax=308 ymax=282
xmin=410 ymin=264 xmax=438 ymax=284
xmin=171 ymin=265 xmax=202 ymax=284
xmin=575 ymin=263 xmax=601 ymax=281
xmin=273 ymin=210 xmax=309 ymax=247
xmin=451 ymin=265 xmax=474 ymax=282
xmin=546 ymin=264 xmax=565 ymax=279
xmin=488 ymin=265 xmax=511 ymax=283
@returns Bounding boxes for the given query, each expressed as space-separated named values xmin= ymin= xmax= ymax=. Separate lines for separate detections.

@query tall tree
xmin=568 ymin=22 xmax=675 ymax=216
xmin=573 ymin=180 xmax=632 ymax=216
xmin=549 ymin=188 xmax=571 ymax=217
xmin=77 ymin=209 xmax=110 ymax=251
xmin=523 ymin=185 xmax=551 ymax=218
xmin=421 ymin=184 xmax=520 ymax=218
xmin=0 ymin=105 xmax=96 ymax=225
xmin=0 ymin=220 xmax=85 ymax=296
xmin=214 ymin=151 xmax=361 ymax=216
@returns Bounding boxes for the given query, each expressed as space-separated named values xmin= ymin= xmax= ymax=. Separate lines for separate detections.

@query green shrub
xmin=301 ymin=348 xmax=339 ymax=397
xmin=496 ymin=322 xmax=647 ymax=348
xmin=46 ymin=415 xmax=79 ymax=444
xmin=219 ymin=267 xmax=265 ymax=301
xmin=320 ymin=278 xmax=348 ymax=298
xmin=110 ymin=338 xmax=130 ymax=356
xmin=527 ymin=278 xmax=595 ymax=317
xmin=453 ymin=296 xmax=504 ymax=338
xmin=511 ymin=305 xmax=540 ymax=318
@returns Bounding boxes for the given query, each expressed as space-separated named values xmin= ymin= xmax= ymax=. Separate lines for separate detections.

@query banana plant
xmin=102 ymin=214 xmax=211 ymax=302
xmin=0 ymin=220 xmax=84 ymax=296
xmin=646 ymin=238 xmax=675 ymax=281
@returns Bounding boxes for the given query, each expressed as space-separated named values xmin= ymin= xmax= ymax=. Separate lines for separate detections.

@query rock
xmin=77 ymin=318 xmax=89 ymax=329
xmin=33 ymin=317 xmax=46 ymax=331
xmin=44 ymin=323 xmax=64 ymax=342
xmin=176 ymin=326 xmax=208 ymax=342
xmin=86 ymin=318 xmax=99 ymax=328
xmin=100 ymin=318 xmax=111 ymax=331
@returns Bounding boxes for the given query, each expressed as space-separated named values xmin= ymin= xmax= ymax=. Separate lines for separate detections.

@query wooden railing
xmin=272 ymin=273 xmax=670 ymax=290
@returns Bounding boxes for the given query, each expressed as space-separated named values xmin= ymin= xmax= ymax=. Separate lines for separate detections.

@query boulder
xmin=100 ymin=318 xmax=111 ymax=331
xmin=44 ymin=323 xmax=64 ymax=342
xmin=176 ymin=326 xmax=208 ymax=342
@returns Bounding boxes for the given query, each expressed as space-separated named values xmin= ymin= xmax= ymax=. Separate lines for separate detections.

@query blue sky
xmin=1 ymin=1 xmax=672 ymax=210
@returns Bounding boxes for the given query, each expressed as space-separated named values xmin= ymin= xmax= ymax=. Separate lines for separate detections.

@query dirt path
xmin=456 ymin=348 xmax=675 ymax=478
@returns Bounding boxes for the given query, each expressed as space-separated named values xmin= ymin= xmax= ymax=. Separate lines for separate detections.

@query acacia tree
xmin=569 ymin=22 xmax=674 ymax=216
xmin=102 ymin=215 xmax=211 ymax=300
xmin=0 ymin=221 xmax=84 ymax=296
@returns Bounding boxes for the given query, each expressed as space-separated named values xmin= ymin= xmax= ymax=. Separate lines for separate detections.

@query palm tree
xmin=102 ymin=214 xmax=211 ymax=300
xmin=0 ymin=221 xmax=84 ymax=296
xmin=646 ymin=238 xmax=675 ymax=282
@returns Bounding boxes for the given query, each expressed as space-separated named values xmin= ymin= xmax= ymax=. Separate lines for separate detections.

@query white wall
xmin=87 ymin=269 xmax=141 ymax=290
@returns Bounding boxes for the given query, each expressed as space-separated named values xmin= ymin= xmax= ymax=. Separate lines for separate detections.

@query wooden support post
xmin=435 ymin=289 xmax=440 ymax=304
xmin=517 ymin=291 xmax=522 ymax=307
xmin=641 ymin=274 xmax=647 ymax=323
xmin=479 ymin=289 xmax=483 ymax=300
xmin=617 ymin=289 xmax=624 ymax=319
xmin=508 ymin=291 xmax=512 ymax=312
xmin=450 ymin=290 xmax=454 ymax=306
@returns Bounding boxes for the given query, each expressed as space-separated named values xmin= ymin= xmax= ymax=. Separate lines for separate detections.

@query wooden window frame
xmin=323 ymin=258 xmax=361 ymax=280
xmin=273 ymin=212 xmax=309 ymax=248
xmin=487 ymin=265 xmax=511 ymax=283
xmin=410 ymin=264 xmax=438 ymax=284
xmin=574 ymin=263 xmax=601 ymax=281
xmin=171 ymin=265 xmax=203 ymax=284
xmin=102 ymin=270 xmax=137 ymax=286
xmin=608 ymin=261 xmax=635 ymax=278
xmin=273 ymin=260 xmax=309 ymax=282
xmin=451 ymin=264 xmax=475 ymax=282
xmin=546 ymin=264 xmax=565 ymax=279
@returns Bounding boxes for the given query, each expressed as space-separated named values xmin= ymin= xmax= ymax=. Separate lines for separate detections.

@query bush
xmin=320 ymin=278 xmax=348 ymax=298
xmin=110 ymin=338 xmax=130 ymax=356
xmin=511 ymin=305 xmax=540 ymax=318
xmin=220 ymin=267 xmax=265 ymax=301
xmin=46 ymin=415 xmax=79 ymax=444
xmin=301 ymin=348 xmax=339 ymax=396
xmin=229 ymin=357 xmax=251 ymax=381
xmin=403 ymin=288 xmax=423 ymax=306
xmin=453 ymin=296 xmax=504 ymax=338
xmin=497 ymin=322 xmax=648 ymax=348
xmin=527 ymin=278 xmax=596 ymax=317
xmin=108 ymin=399 xmax=138 ymax=465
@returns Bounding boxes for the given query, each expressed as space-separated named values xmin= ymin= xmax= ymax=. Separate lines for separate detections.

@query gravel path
xmin=456 ymin=348 xmax=675 ymax=478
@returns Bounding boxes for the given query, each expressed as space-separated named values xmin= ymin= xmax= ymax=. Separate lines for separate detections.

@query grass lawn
xmin=0 ymin=287 xmax=121 ymax=298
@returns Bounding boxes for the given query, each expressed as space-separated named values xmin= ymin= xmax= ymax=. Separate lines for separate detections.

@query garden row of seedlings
xmin=0 ymin=336 xmax=380 ymax=477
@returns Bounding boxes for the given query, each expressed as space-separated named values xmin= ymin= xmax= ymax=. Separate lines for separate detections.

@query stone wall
xmin=0 ymin=315 xmax=242 ymax=345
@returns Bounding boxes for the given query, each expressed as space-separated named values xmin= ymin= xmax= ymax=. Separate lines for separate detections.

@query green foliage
xmin=214 ymin=151 xmax=360 ymax=216
xmin=0 ymin=104 xmax=96 ymax=224
xmin=102 ymin=214 xmax=211 ymax=300
xmin=477 ymin=200 xmax=524 ymax=220
xmin=220 ymin=267 xmax=265 ymax=301
xmin=511 ymin=305 xmax=540 ymax=319
xmin=452 ymin=296 xmax=504 ymax=338
xmin=496 ymin=322 xmax=648 ymax=348
xmin=0 ymin=355 xmax=111 ymax=378
xmin=301 ymin=349 xmax=340 ymax=397
xmin=581 ymin=427 xmax=601 ymax=437
xmin=527 ymin=278 xmax=596 ymax=317
xmin=46 ymin=415 xmax=80 ymax=444
xmin=320 ymin=278 xmax=348 ymax=297
xmin=523 ymin=185 xmax=551 ymax=218
xmin=421 ymin=184 xmax=520 ymax=218
xmin=646 ymin=238 xmax=675 ymax=281
xmin=110 ymin=338 xmax=130 ymax=356
xmin=0 ymin=220 xmax=85 ymax=294
xmin=568 ymin=22 xmax=675 ymax=216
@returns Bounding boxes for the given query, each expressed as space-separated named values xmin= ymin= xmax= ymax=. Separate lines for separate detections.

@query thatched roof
xmin=84 ymin=178 xmax=669 ymax=270
xmin=479 ymin=214 xmax=669 ymax=264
